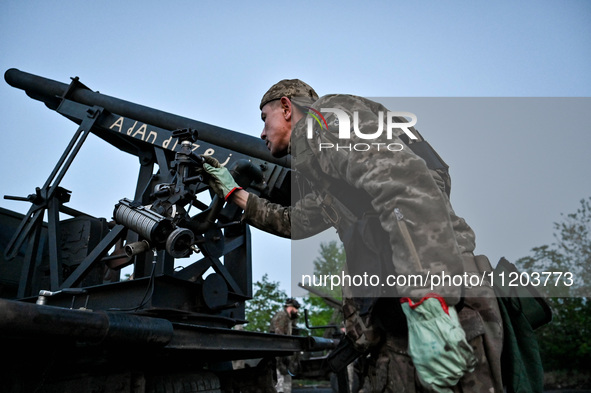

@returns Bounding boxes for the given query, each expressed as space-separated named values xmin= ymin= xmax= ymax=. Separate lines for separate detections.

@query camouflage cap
xmin=285 ymin=298 xmax=301 ymax=309
xmin=259 ymin=79 xmax=319 ymax=110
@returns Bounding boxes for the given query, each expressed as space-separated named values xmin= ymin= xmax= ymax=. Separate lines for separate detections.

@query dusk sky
xmin=1 ymin=1 xmax=589 ymax=294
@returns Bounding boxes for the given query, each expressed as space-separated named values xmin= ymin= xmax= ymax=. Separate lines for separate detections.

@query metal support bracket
xmin=4 ymin=106 xmax=104 ymax=292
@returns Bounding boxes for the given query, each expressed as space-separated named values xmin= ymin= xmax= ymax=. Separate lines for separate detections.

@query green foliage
xmin=515 ymin=197 xmax=591 ymax=371
xmin=312 ymin=240 xmax=346 ymax=299
xmin=244 ymin=273 xmax=287 ymax=332
xmin=301 ymin=241 xmax=345 ymax=337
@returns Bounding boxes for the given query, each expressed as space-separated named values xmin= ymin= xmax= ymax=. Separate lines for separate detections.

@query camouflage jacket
xmin=269 ymin=309 xmax=296 ymax=336
xmin=244 ymin=95 xmax=477 ymax=305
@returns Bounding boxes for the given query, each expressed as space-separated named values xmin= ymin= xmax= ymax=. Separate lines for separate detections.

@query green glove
xmin=401 ymin=294 xmax=476 ymax=391
xmin=202 ymin=162 xmax=241 ymax=200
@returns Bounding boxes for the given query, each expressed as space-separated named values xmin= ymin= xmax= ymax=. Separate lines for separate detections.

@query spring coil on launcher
xmin=113 ymin=198 xmax=173 ymax=245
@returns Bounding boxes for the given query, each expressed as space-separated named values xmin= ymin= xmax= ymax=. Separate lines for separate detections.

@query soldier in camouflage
xmin=270 ymin=298 xmax=300 ymax=335
xmin=269 ymin=298 xmax=301 ymax=393
xmin=204 ymin=80 xmax=504 ymax=392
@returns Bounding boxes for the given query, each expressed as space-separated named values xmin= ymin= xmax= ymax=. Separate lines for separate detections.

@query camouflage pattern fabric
xmin=259 ymin=79 xmax=319 ymax=110
xmin=269 ymin=309 xmax=296 ymax=336
xmin=269 ymin=309 xmax=299 ymax=393
xmin=244 ymin=93 xmax=504 ymax=391
xmin=245 ymin=191 xmax=330 ymax=239
xmin=290 ymin=95 xmax=470 ymax=303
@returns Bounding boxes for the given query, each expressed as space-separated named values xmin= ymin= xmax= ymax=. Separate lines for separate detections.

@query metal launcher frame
xmin=0 ymin=69 xmax=334 ymax=392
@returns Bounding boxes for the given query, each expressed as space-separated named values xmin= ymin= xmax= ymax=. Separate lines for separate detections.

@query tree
xmin=244 ymin=273 xmax=288 ymax=332
xmin=515 ymin=197 xmax=591 ymax=373
xmin=301 ymin=241 xmax=346 ymax=336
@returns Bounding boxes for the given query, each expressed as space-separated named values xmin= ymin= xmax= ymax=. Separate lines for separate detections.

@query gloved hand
xmin=401 ymin=293 xmax=476 ymax=391
xmin=201 ymin=156 xmax=241 ymax=200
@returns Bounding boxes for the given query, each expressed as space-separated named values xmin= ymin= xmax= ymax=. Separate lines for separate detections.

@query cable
xmin=107 ymin=250 xmax=157 ymax=312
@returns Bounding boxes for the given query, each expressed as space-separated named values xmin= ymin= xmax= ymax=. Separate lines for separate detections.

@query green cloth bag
xmin=401 ymin=296 xmax=477 ymax=391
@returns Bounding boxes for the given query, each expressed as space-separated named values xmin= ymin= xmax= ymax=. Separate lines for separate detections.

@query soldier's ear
xmin=280 ymin=97 xmax=292 ymax=121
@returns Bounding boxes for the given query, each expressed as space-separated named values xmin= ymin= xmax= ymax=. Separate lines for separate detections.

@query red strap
xmin=400 ymin=292 xmax=449 ymax=315
xmin=225 ymin=187 xmax=243 ymax=200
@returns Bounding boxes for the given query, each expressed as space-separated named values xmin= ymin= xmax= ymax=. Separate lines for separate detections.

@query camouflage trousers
xmin=346 ymin=256 xmax=504 ymax=393
xmin=275 ymin=370 xmax=292 ymax=393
